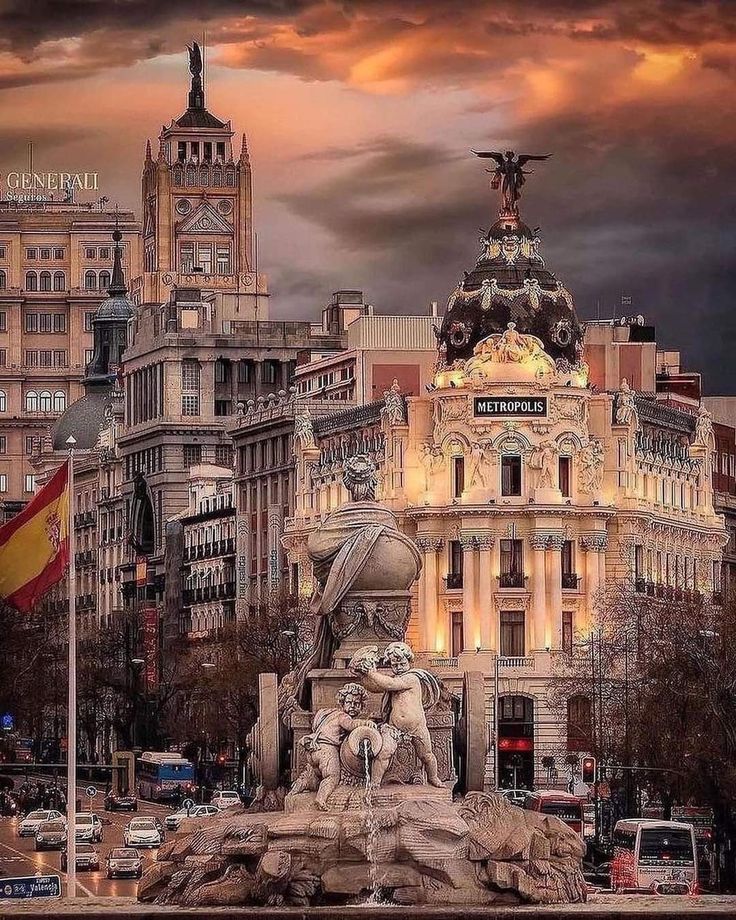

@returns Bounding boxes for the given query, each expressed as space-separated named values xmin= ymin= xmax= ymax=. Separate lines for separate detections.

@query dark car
xmin=61 ymin=843 xmax=100 ymax=872
xmin=106 ymin=847 xmax=142 ymax=879
xmin=34 ymin=819 xmax=67 ymax=851
xmin=104 ymin=791 xmax=138 ymax=812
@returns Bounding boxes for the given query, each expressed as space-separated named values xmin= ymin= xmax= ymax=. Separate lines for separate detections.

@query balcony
xmin=499 ymin=572 xmax=525 ymax=589
xmin=430 ymin=657 xmax=459 ymax=669
xmin=497 ymin=656 xmax=535 ymax=670
xmin=562 ymin=573 xmax=580 ymax=590
xmin=444 ymin=572 xmax=463 ymax=590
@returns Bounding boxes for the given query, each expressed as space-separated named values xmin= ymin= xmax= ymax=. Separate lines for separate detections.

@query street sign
xmin=0 ymin=875 xmax=62 ymax=900
xmin=183 ymin=798 xmax=195 ymax=810
xmin=1 ymin=712 xmax=13 ymax=731
xmin=85 ymin=785 xmax=97 ymax=798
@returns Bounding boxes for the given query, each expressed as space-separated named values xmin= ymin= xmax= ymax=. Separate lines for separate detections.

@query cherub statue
xmin=350 ymin=641 xmax=443 ymax=788
xmin=381 ymin=378 xmax=406 ymax=426
xmin=530 ymin=440 xmax=557 ymax=489
xmin=615 ymin=378 xmax=638 ymax=427
xmin=290 ymin=683 xmax=371 ymax=810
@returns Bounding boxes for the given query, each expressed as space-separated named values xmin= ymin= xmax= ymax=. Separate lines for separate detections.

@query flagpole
xmin=65 ymin=437 xmax=77 ymax=898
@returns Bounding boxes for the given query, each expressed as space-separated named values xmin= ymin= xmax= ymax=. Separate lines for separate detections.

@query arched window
xmin=99 ymin=271 xmax=110 ymax=291
xmin=0 ymin=390 xmax=6 ymax=412
xmin=53 ymin=391 xmax=66 ymax=412
xmin=53 ymin=271 xmax=65 ymax=291
xmin=225 ymin=167 xmax=235 ymax=187
xmin=39 ymin=271 xmax=51 ymax=292
xmin=185 ymin=166 xmax=196 ymax=187
xmin=173 ymin=165 xmax=184 ymax=186
xmin=566 ymin=695 xmax=592 ymax=752
xmin=39 ymin=391 xmax=52 ymax=412
xmin=25 ymin=391 xmax=38 ymax=412
xmin=84 ymin=271 xmax=96 ymax=290
xmin=198 ymin=166 xmax=209 ymax=186
xmin=213 ymin=167 xmax=223 ymax=186
xmin=25 ymin=272 xmax=37 ymax=291
xmin=0 ymin=270 xmax=6 ymax=290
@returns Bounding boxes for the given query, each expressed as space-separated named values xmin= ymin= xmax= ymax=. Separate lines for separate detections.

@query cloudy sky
xmin=1 ymin=0 xmax=734 ymax=390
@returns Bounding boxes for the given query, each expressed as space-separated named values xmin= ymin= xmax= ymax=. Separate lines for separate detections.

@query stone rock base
xmin=139 ymin=788 xmax=587 ymax=908
xmin=285 ymin=782 xmax=453 ymax=813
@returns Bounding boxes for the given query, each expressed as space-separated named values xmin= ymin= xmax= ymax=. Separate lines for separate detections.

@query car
xmin=499 ymin=789 xmax=528 ymax=808
xmin=164 ymin=804 xmax=220 ymax=832
xmin=34 ymin=819 xmax=67 ymax=851
xmin=104 ymin=791 xmax=138 ymax=812
xmin=17 ymin=809 xmax=64 ymax=837
xmin=210 ymin=790 xmax=241 ymax=810
xmin=61 ymin=842 xmax=100 ymax=872
xmin=123 ymin=816 xmax=162 ymax=848
xmin=75 ymin=812 xmax=104 ymax=843
xmin=106 ymin=847 xmax=143 ymax=879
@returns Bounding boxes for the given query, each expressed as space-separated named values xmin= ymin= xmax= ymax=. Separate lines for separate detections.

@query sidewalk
xmin=3 ymin=894 xmax=736 ymax=918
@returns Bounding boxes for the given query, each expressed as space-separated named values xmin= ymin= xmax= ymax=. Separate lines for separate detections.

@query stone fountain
xmin=139 ymin=456 xmax=587 ymax=908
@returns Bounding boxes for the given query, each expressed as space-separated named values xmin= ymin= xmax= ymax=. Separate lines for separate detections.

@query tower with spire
xmin=134 ymin=44 xmax=265 ymax=312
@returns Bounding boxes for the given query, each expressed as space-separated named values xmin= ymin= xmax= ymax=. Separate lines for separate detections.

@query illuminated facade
xmin=285 ymin=182 xmax=727 ymax=791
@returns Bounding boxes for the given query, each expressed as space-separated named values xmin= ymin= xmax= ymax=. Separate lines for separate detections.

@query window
xmin=183 ymin=445 xmax=202 ymax=469
xmin=178 ymin=141 xmax=187 ymax=162
xmin=500 ymin=539 xmax=524 ymax=587
xmin=190 ymin=141 xmax=199 ymax=161
xmin=85 ymin=248 xmax=96 ymax=260
xmin=85 ymin=349 xmax=94 ymax=365
xmin=0 ymin=270 xmax=5 ymax=290
xmin=84 ymin=311 xmax=96 ymax=332
xmin=84 ymin=271 xmax=96 ymax=290
xmin=0 ymin=312 xmax=5 ymax=332
xmin=500 ymin=610 xmax=525 ymax=657
xmin=99 ymin=248 xmax=109 ymax=260
xmin=447 ymin=540 xmax=463 ymax=588
xmin=261 ymin=360 xmax=279 ymax=385
xmin=0 ymin=349 xmax=5 ymax=366
xmin=39 ymin=271 xmax=51 ymax=292
xmin=24 ymin=474 xmax=36 ymax=493
xmin=215 ymin=444 xmax=233 ymax=468
xmin=179 ymin=243 xmax=195 ymax=273
xmin=197 ymin=243 xmax=212 ymax=274
xmin=214 ymin=359 xmax=229 ymax=384
xmin=214 ymin=400 xmax=230 ymax=416
xmin=501 ymin=455 xmax=522 ymax=496
xmin=39 ymin=391 xmax=52 ymax=412
xmin=53 ymin=350 xmax=67 ymax=367
xmin=53 ymin=391 xmax=66 ymax=412
xmin=40 ymin=248 xmax=51 ymax=260
xmin=54 ymin=248 xmax=64 ymax=260
xmin=0 ymin=474 xmax=6 ymax=493
xmin=0 ymin=391 xmax=6 ymax=412
xmin=52 ymin=271 xmax=65 ymax=291
xmin=39 ymin=350 xmax=52 ymax=367
xmin=26 ymin=248 xmax=37 ymax=260
xmin=559 ymin=455 xmax=571 ymax=496
xmin=562 ymin=611 xmax=574 ymax=654
xmin=216 ymin=245 xmax=231 ymax=275
xmin=562 ymin=541 xmax=576 ymax=588
xmin=451 ymin=611 xmax=464 ymax=658
xmin=25 ymin=272 xmax=37 ymax=291
xmin=567 ymin=696 xmax=592 ymax=751
xmin=182 ymin=394 xmax=199 ymax=416
xmin=25 ymin=391 xmax=38 ymax=412
xmin=39 ymin=313 xmax=51 ymax=333
xmin=25 ymin=436 xmax=41 ymax=454
xmin=24 ymin=350 xmax=38 ymax=366
xmin=203 ymin=141 xmax=212 ymax=162
xmin=452 ymin=455 xmax=465 ymax=499
xmin=634 ymin=544 xmax=644 ymax=588
xmin=216 ymin=142 xmax=226 ymax=161
xmin=99 ymin=271 xmax=110 ymax=290
xmin=53 ymin=314 xmax=65 ymax=333
xmin=0 ymin=246 xmax=6 ymax=259
xmin=238 ymin=360 xmax=252 ymax=384
xmin=0 ymin=436 xmax=5 ymax=454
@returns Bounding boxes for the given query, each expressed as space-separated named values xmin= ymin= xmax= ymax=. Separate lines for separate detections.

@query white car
xmin=75 ymin=812 xmax=103 ymax=843
xmin=209 ymin=790 xmax=241 ymax=810
xmin=165 ymin=804 xmax=219 ymax=832
xmin=124 ymin=816 xmax=162 ymax=848
xmin=17 ymin=810 xmax=64 ymax=837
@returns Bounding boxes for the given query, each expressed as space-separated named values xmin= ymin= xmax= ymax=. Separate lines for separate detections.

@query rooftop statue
xmin=187 ymin=41 xmax=203 ymax=76
xmin=472 ymin=149 xmax=551 ymax=216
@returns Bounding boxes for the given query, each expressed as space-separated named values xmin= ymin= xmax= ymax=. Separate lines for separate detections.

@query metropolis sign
xmin=474 ymin=396 xmax=548 ymax=418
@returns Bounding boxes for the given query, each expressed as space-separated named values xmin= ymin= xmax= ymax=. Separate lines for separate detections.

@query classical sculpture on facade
xmin=381 ymin=378 xmax=406 ymax=426
xmin=615 ymin=378 xmax=638 ymax=426
xmin=469 ymin=441 xmax=492 ymax=489
xmin=350 ymin=641 xmax=443 ymax=788
xmin=294 ymin=409 xmax=316 ymax=450
xmin=465 ymin=323 xmax=557 ymax=379
xmin=472 ymin=150 xmax=551 ymax=216
xmin=290 ymin=683 xmax=371 ymax=810
xmin=530 ymin=440 xmax=557 ymax=489
xmin=419 ymin=441 xmax=445 ymax=491
xmin=579 ymin=439 xmax=605 ymax=494
xmin=695 ymin=404 xmax=714 ymax=447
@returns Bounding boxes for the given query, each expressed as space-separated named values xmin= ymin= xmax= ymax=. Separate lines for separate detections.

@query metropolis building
xmin=284 ymin=165 xmax=727 ymax=790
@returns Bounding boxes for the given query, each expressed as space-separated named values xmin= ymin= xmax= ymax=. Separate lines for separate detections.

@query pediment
xmin=178 ymin=201 xmax=232 ymax=234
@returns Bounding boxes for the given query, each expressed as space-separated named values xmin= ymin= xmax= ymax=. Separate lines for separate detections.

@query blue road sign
xmin=0 ymin=875 xmax=62 ymax=899
xmin=1 ymin=713 xmax=13 ymax=731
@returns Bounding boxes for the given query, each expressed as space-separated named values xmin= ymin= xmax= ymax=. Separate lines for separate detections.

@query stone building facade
xmin=284 ymin=180 xmax=727 ymax=792
xmin=0 ymin=202 xmax=139 ymax=508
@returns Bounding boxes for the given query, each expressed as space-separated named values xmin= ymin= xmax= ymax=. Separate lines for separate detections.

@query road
xmin=0 ymin=784 xmax=174 ymax=898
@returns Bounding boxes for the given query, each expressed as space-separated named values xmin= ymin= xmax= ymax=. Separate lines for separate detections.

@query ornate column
xmin=529 ymin=533 xmax=548 ymax=652
xmin=460 ymin=534 xmax=478 ymax=655
xmin=417 ymin=536 xmax=444 ymax=653
xmin=545 ymin=533 xmax=565 ymax=650
xmin=477 ymin=534 xmax=495 ymax=651
xmin=581 ymin=532 xmax=608 ymax=631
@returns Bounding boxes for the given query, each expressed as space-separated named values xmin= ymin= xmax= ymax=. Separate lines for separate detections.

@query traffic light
xmin=582 ymin=756 xmax=597 ymax=784
xmin=217 ymin=753 xmax=227 ymax=766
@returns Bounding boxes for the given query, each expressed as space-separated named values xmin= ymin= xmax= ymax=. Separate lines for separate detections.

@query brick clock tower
xmin=134 ymin=42 xmax=267 ymax=313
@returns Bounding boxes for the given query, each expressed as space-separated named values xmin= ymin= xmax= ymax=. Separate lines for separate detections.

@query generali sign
xmin=1 ymin=171 xmax=99 ymax=203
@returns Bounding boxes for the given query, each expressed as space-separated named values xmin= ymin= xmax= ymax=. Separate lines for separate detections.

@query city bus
xmin=611 ymin=819 xmax=698 ymax=894
xmin=136 ymin=752 xmax=195 ymax=802
xmin=524 ymin=790 xmax=586 ymax=838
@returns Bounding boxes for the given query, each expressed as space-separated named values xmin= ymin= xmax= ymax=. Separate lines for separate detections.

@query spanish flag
xmin=0 ymin=460 xmax=70 ymax=612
